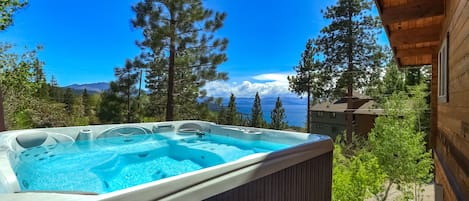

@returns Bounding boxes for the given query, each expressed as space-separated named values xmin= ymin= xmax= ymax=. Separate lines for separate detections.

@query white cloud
xmin=203 ymin=72 xmax=296 ymax=98
xmin=252 ymin=73 xmax=290 ymax=83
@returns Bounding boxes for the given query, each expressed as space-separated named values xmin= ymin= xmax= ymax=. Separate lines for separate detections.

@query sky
xmin=0 ymin=0 xmax=388 ymax=98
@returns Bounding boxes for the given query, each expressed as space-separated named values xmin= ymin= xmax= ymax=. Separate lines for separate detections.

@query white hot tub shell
xmin=0 ymin=121 xmax=333 ymax=201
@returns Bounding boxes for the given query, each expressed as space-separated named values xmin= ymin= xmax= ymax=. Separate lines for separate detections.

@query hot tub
xmin=0 ymin=121 xmax=333 ymax=201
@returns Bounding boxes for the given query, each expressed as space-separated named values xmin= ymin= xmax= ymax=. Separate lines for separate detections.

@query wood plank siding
xmin=354 ymin=114 xmax=379 ymax=137
xmin=437 ymin=1 xmax=469 ymax=200
xmin=204 ymin=152 xmax=333 ymax=201
xmin=375 ymin=0 xmax=469 ymax=200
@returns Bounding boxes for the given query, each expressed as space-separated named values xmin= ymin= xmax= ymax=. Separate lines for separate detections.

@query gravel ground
xmin=365 ymin=183 xmax=435 ymax=201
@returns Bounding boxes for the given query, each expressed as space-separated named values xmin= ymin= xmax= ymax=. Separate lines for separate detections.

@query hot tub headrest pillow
xmin=16 ymin=132 xmax=48 ymax=148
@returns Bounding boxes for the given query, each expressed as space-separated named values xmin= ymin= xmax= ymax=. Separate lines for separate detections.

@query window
xmin=330 ymin=112 xmax=336 ymax=119
xmin=438 ymin=33 xmax=448 ymax=103
xmin=316 ymin=111 xmax=324 ymax=117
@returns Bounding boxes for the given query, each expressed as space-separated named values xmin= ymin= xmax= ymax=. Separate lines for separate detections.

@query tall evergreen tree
xmin=288 ymin=39 xmax=329 ymax=133
xmin=405 ymin=67 xmax=428 ymax=86
xmin=82 ymin=88 xmax=90 ymax=116
xmin=241 ymin=114 xmax=250 ymax=126
xmin=171 ymin=55 xmax=201 ymax=120
xmin=364 ymin=47 xmax=392 ymax=97
xmin=97 ymin=82 xmax=125 ymax=124
xmin=226 ymin=93 xmax=239 ymax=125
xmin=251 ymin=92 xmax=265 ymax=128
xmin=132 ymin=0 xmax=228 ymax=121
xmin=63 ymin=88 xmax=74 ymax=115
xmin=315 ymin=0 xmax=385 ymax=142
xmin=48 ymin=75 xmax=60 ymax=101
xmin=381 ymin=63 xmax=405 ymax=98
xmin=114 ymin=59 xmax=140 ymax=123
xmin=217 ymin=106 xmax=226 ymax=124
xmin=31 ymin=56 xmax=49 ymax=99
xmin=270 ymin=96 xmax=287 ymax=130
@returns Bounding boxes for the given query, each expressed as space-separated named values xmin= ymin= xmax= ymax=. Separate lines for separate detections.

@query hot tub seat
xmin=13 ymin=131 xmax=74 ymax=151
xmin=96 ymin=126 xmax=152 ymax=139
xmin=177 ymin=122 xmax=210 ymax=136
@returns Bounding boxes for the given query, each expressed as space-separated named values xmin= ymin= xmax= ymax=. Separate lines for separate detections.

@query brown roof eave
xmin=374 ymin=0 xmax=400 ymax=66
xmin=374 ymin=0 xmax=444 ymax=67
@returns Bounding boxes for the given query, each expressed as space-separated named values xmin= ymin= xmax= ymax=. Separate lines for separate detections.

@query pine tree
xmin=87 ymin=93 xmax=102 ymax=124
xmin=226 ymin=93 xmax=239 ymax=125
xmin=132 ymin=0 xmax=228 ymax=121
xmin=380 ymin=62 xmax=405 ymax=99
xmin=365 ymin=48 xmax=392 ymax=98
xmin=63 ymin=88 xmax=74 ymax=115
xmin=251 ymin=92 xmax=265 ymax=128
xmin=82 ymin=89 xmax=90 ymax=116
xmin=97 ymin=82 xmax=126 ymax=124
xmin=48 ymin=75 xmax=60 ymax=101
xmin=171 ymin=56 xmax=201 ymax=120
xmin=144 ymin=60 xmax=168 ymax=119
xmin=315 ymin=0 xmax=385 ymax=141
xmin=270 ymin=97 xmax=287 ymax=130
xmin=405 ymin=67 xmax=428 ymax=86
xmin=217 ymin=106 xmax=226 ymax=125
xmin=288 ymin=39 xmax=329 ymax=133
xmin=240 ymin=114 xmax=250 ymax=127
xmin=114 ymin=59 xmax=140 ymax=123
xmin=212 ymin=97 xmax=225 ymax=124
xmin=31 ymin=57 xmax=49 ymax=99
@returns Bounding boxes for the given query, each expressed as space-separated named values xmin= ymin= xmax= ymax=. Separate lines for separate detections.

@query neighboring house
xmin=375 ymin=0 xmax=469 ymax=200
xmin=354 ymin=100 xmax=385 ymax=137
xmin=310 ymin=93 xmax=383 ymax=139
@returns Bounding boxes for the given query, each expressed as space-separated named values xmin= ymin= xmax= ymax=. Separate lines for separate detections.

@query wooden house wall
xmin=435 ymin=0 xmax=469 ymax=200
xmin=310 ymin=111 xmax=346 ymax=138
xmin=354 ymin=114 xmax=378 ymax=137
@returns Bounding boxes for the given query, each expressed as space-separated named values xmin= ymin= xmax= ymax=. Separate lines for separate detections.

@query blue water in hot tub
xmin=13 ymin=134 xmax=291 ymax=194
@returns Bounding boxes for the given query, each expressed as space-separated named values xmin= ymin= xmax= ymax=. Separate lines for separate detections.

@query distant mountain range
xmin=64 ymin=82 xmax=110 ymax=94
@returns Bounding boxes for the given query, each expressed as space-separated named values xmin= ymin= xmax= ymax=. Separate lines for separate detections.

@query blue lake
xmin=221 ymin=97 xmax=307 ymax=127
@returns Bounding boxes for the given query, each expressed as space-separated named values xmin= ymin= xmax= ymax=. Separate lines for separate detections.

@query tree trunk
xmin=346 ymin=77 xmax=353 ymax=143
xmin=166 ymin=13 xmax=176 ymax=121
xmin=137 ymin=69 xmax=143 ymax=121
xmin=127 ymin=83 xmax=131 ymax=123
xmin=381 ymin=181 xmax=393 ymax=201
xmin=0 ymin=88 xmax=5 ymax=132
xmin=346 ymin=2 xmax=354 ymax=143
